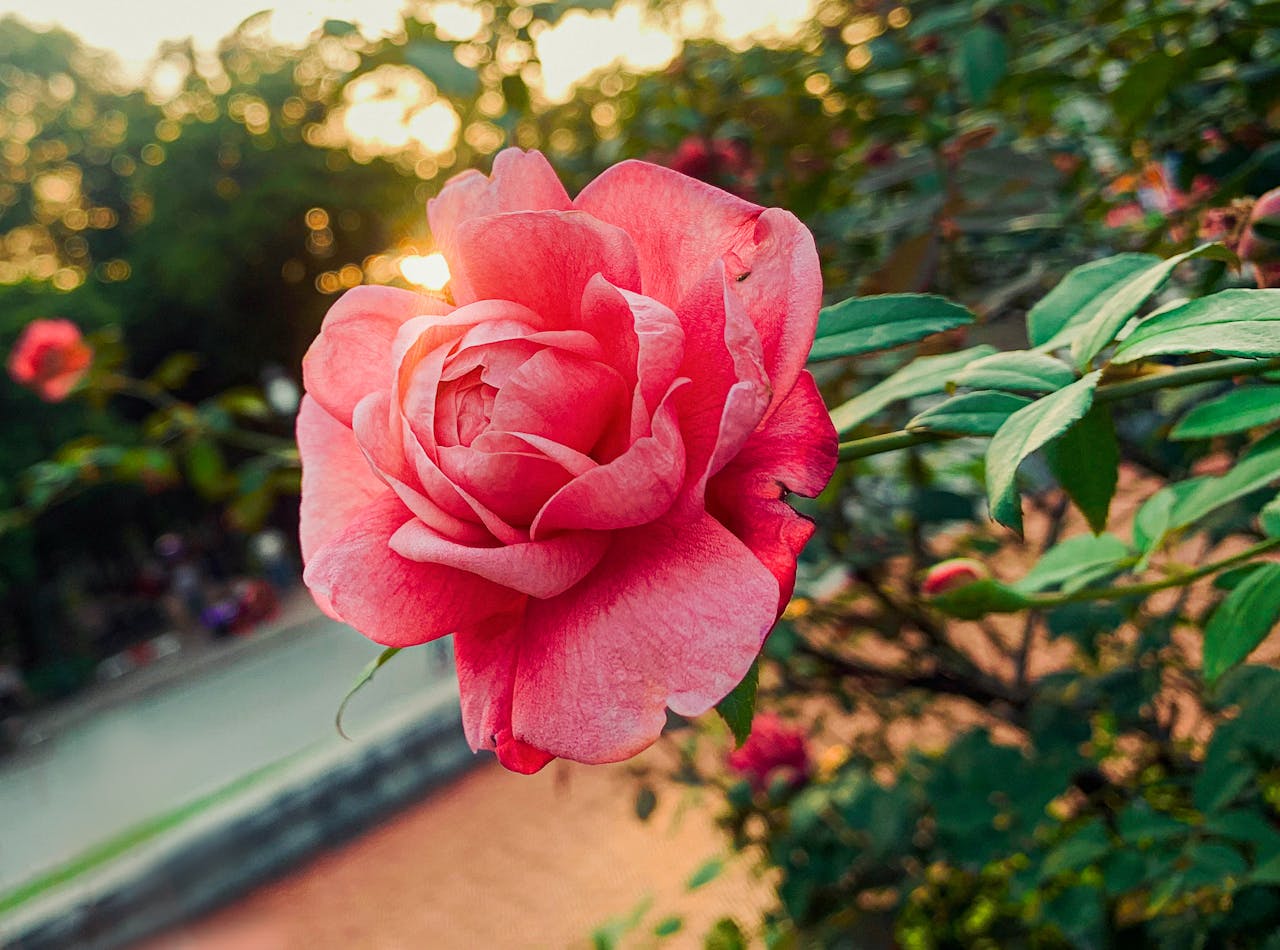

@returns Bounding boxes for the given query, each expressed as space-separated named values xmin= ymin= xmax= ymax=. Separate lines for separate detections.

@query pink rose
xmin=727 ymin=712 xmax=810 ymax=793
xmin=1240 ymin=186 xmax=1280 ymax=289
xmin=7 ymin=318 xmax=93 ymax=402
xmin=298 ymin=149 xmax=836 ymax=773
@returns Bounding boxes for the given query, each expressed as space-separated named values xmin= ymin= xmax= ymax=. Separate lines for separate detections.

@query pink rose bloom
xmin=727 ymin=712 xmax=810 ymax=793
xmin=7 ymin=318 xmax=93 ymax=401
xmin=1240 ymin=186 xmax=1280 ymax=289
xmin=298 ymin=149 xmax=837 ymax=773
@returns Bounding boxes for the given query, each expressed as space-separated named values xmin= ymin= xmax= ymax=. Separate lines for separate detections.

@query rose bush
xmin=7 ymin=319 xmax=93 ymax=402
xmin=298 ymin=148 xmax=836 ymax=773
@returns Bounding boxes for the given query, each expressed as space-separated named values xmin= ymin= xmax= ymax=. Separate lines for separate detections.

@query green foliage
xmin=809 ymin=294 xmax=974 ymax=361
xmin=715 ymin=659 xmax=759 ymax=748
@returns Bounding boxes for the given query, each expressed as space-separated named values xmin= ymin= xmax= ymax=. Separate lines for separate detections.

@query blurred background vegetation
xmin=5 ymin=1 xmax=1280 ymax=944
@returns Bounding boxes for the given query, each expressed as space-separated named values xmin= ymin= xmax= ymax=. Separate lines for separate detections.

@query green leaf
xmin=907 ymin=390 xmax=1032 ymax=436
xmin=1069 ymin=244 xmax=1238 ymax=369
xmin=1040 ymin=821 xmax=1110 ymax=880
xmin=686 ymin=857 xmax=724 ymax=891
xmin=1261 ymin=494 xmax=1280 ymax=537
xmin=830 ymin=345 xmax=997 ymax=435
xmin=634 ymin=785 xmax=657 ymax=822
xmin=1163 ymin=433 xmax=1280 ymax=538
xmin=808 ymin=293 xmax=976 ymax=361
xmin=704 ymin=917 xmax=746 ymax=950
xmin=1132 ymin=477 xmax=1210 ymax=554
xmin=930 ymin=578 xmax=1032 ymax=619
xmin=715 ymin=659 xmax=758 ymax=748
xmin=183 ymin=439 xmax=231 ymax=500
xmin=1046 ymin=404 xmax=1119 ymax=533
xmin=959 ymin=24 xmax=1008 ymax=106
xmin=653 ymin=916 xmax=682 ymax=938
xmin=334 ymin=647 xmax=402 ymax=739
xmin=1113 ymin=51 xmax=1179 ymax=128
xmin=148 ymin=352 xmax=200 ymax=390
xmin=1171 ymin=385 xmax=1280 ymax=440
xmin=1112 ymin=289 xmax=1280 ymax=364
xmin=1013 ymin=533 xmax=1131 ymax=594
xmin=951 ymin=351 xmax=1077 ymax=393
xmin=985 ymin=372 xmax=1102 ymax=532
xmin=1203 ymin=562 xmax=1280 ymax=684
xmin=1029 ymin=254 xmax=1159 ymax=349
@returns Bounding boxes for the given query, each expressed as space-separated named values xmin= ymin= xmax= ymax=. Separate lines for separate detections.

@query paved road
xmin=0 ymin=611 xmax=451 ymax=892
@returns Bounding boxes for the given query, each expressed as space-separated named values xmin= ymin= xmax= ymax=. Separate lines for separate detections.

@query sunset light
xmin=399 ymin=252 xmax=451 ymax=292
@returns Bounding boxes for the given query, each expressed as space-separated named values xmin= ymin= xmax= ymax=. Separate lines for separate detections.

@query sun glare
xmin=399 ymin=253 xmax=451 ymax=292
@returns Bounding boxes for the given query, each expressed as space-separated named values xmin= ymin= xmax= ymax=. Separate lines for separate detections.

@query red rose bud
xmin=727 ymin=712 xmax=810 ymax=793
xmin=7 ymin=318 xmax=93 ymax=402
xmin=922 ymin=558 xmax=989 ymax=596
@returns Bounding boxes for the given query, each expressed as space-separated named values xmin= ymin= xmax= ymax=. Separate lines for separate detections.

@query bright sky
xmin=0 ymin=0 xmax=815 ymax=99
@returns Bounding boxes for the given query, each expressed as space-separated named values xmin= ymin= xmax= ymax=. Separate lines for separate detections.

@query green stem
xmin=104 ymin=374 xmax=297 ymax=460
xmin=837 ymin=356 xmax=1280 ymax=460
xmin=1025 ymin=536 xmax=1280 ymax=610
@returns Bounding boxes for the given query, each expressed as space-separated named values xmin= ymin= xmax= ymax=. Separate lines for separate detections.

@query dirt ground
xmin=141 ymin=749 xmax=770 ymax=950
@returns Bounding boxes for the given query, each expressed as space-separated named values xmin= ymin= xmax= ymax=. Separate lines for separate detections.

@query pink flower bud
xmin=921 ymin=558 xmax=988 ymax=596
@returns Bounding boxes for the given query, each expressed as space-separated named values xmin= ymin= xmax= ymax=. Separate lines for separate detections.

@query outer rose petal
xmin=509 ymin=508 xmax=780 ymax=764
xmin=707 ymin=371 xmax=838 ymax=610
xmin=303 ymin=494 xmax=520 ymax=648
xmin=453 ymin=613 xmax=555 ymax=775
xmin=728 ymin=208 xmax=823 ymax=418
xmin=304 ymin=286 xmax=451 ymax=427
xmin=427 ymin=149 xmax=572 ymax=305
xmin=297 ymin=396 xmax=386 ymax=564
xmin=575 ymin=161 xmax=820 ymax=415
xmin=451 ymin=211 xmax=641 ymax=326
xmin=574 ymin=159 xmax=761 ymax=309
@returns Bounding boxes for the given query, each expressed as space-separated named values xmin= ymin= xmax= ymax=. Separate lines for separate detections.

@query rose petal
xmin=574 ymin=159 xmax=761 ymax=309
xmin=672 ymin=263 xmax=771 ymax=493
xmin=728 ymin=208 xmax=822 ymax=418
xmin=390 ymin=519 xmax=608 ymax=599
xmin=579 ymin=276 xmax=685 ymax=441
xmin=303 ymin=493 xmax=519 ymax=647
xmin=530 ymin=383 xmax=687 ymax=538
xmin=297 ymin=396 xmax=386 ymax=565
xmin=487 ymin=348 xmax=629 ymax=456
xmin=303 ymin=286 xmax=450 ymax=426
xmin=438 ymin=444 xmax=575 ymax=526
xmin=706 ymin=371 xmax=837 ymax=609
xmin=453 ymin=611 xmax=555 ymax=774
xmin=451 ymin=211 xmax=641 ymax=326
xmin=351 ymin=391 xmax=494 ymax=545
xmin=428 ymin=149 xmax=573 ymax=304
xmin=509 ymin=507 xmax=779 ymax=763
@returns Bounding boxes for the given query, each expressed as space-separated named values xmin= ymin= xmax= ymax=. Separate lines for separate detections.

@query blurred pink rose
xmin=727 ymin=712 xmax=810 ymax=792
xmin=921 ymin=558 xmax=988 ymax=596
xmin=7 ymin=318 xmax=93 ymax=402
xmin=298 ymin=149 xmax=837 ymax=773
xmin=1239 ymin=186 xmax=1280 ymax=289
xmin=665 ymin=136 xmax=756 ymax=199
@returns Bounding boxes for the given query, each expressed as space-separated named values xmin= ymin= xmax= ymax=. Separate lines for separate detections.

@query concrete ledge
xmin=2 ymin=682 xmax=477 ymax=950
